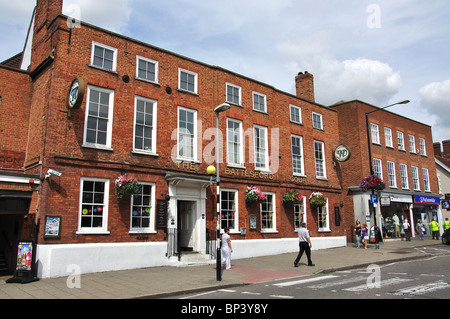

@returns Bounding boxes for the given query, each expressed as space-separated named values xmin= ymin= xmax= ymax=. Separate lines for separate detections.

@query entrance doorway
xmin=177 ymin=201 xmax=196 ymax=251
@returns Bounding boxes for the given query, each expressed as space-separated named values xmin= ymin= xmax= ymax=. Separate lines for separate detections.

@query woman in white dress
xmin=221 ymin=228 xmax=233 ymax=270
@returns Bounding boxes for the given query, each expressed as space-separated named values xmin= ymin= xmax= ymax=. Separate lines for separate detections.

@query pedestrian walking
xmin=403 ymin=219 xmax=411 ymax=241
xmin=221 ymin=227 xmax=233 ymax=270
xmin=355 ymin=220 xmax=362 ymax=248
xmin=444 ymin=218 xmax=450 ymax=231
xmin=429 ymin=219 xmax=440 ymax=240
xmin=373 ymin=225 xmax=383 ymax=249
xmin=416 ymin=219 xmax=425 ymax=240
xmin=361 ymin=223 xmax=369 ymax=249
xmin=294 ymin=222 xmax=314 ymax=267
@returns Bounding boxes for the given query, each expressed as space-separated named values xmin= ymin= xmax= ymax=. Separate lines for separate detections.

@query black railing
xmin=206 ymin=228 xmax=217 ymax=259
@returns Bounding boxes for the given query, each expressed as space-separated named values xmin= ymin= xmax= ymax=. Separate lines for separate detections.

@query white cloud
xmin=63 ymin=0 xmax=132 ymax=34
xmin=277 ymin=31 xmax=403 ymax=106
xmin=419 ymin=80 xmax=450 ymax=141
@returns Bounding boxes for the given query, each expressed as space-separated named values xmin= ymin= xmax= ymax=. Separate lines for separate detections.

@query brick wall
xmin=25 ymin=14 xmax=350 ymax=244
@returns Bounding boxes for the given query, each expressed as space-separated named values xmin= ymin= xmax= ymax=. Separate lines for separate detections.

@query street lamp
xmin=365 ymin=100 xmax=410 ymax=228
xmin=210 ymin=103 xmax=230 ymax=281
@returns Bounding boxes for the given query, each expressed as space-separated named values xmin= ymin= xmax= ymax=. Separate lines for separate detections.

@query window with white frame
xmin=412 ymin=166 xmax=420 ymax=190
xmin=226 ymin=83 xmax=241 ymax=105
xmin=261 ymin=193 xmax=276 ymax=232
xmin=136 ymin=56 xmax=158 ymax=83
xmin=91 ymin=42 xmax=117 ymax=71
xmin=130 ymin=183 xmax=156 ymax=232
xmin=422 ymin=168 xmax=430 ymax=192
xmin=397 ymin=131 xmax=405 ymax=151
xmin=314 ymin=140 xmax=326 ymax=179
xmin=177 ymin=107 xmax=197 ymax=160
xmin=227 ymin=118 xmax=243 ymax=166
xmin=291 ymin=135 xmax=304 ymax=175
xmin=387 ymin=161 xmax=397 ymax=188
xmin=317 ymin=202 xmax=330 ymax=231
xmin=400 ymin=163 xmax=409 ymax=189
xmin=408 ymin=135 xmax=416 ymax=153
xmin=384 ymin=127 xmax=393 ymax=148
xmin=294 ymin=197 xmax=307 ymax=230
xmin=254 ymin=125 xmax=269 ymax=170
xmin=83 ymin=85 xmax=114 ymax=149
xmin=419 ymin=138 xmax=427 ymax=156
xmin=373 ymin=158 xmax=383 ymax=179
xmin=220 ymin=189 xmax=238 ymax=231
xmin=253 ymin=92 xmax=267 ymax=112
xmin=371 ymin=123 xmax=380 ymax=144
xmin=78 ymin=177 xmax=109 ymax=234
xmin=290 ymin=105 xmax=302 ymax=124
xmin=178 ymin=69 xmax=197 ymax=94
xmin=312 ymin=112 xmax=323 ymax=130
xmin=134 ymin=96 xmax=157 ymax=154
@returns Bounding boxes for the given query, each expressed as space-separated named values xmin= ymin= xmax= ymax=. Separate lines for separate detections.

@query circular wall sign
xmin=334 ymin=144 xmax=351 ymax=162
xmin=66 ymin=78 xmax=85 ymax=109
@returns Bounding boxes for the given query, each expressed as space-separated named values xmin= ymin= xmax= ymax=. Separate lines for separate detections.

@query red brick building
xmin=0 ymin=0 xmax=350 ymax=278
xmin=331 ymin=101 xmax=441 ymax=240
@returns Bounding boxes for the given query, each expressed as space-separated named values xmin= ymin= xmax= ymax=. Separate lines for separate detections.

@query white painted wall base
xmin=36 ymin=236 xmax=347 ymax=278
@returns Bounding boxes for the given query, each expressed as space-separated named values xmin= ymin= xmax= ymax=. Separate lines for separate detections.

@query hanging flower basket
xmin=115 ymin=175 xmax=141 ymax=200
xmin=309 ymin=192 xmax=327 ymax=208
xmin=360 ymin=174 xmax=385 ymax=192
xmin=283 ymin=190 xmax=304 ymax=205
xmin=245 ymin=185 xmax=267 ymax=204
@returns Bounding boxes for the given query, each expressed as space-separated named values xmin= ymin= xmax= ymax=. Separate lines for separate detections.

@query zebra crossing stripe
xmin=273 ymin=275 xmax=339 ymax=287
xmin=343 ymin=277 xmax=413 ymax=292
xmin=308 ymin=276 xmax=367 ymax=289
xmin=393 ymin=281 xmax=450 ymax=296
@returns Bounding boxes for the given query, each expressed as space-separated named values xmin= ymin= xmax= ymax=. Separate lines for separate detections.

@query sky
xmin=0 ymin=0 xmax=449 ymax=143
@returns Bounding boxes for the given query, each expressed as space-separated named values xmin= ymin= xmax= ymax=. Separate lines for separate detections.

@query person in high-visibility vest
xmin=429 ymin=219 xmax=440 ymax=240
xmin=443 ymin=218 xmax=450 ymax=231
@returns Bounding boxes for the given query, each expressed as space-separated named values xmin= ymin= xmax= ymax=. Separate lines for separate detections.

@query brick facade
xmin=0 ymin=0 xmax=441 ymax=276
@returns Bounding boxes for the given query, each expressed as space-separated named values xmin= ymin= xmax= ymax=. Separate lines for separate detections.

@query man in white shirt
xmin=294 ymin=223 xmax=314 ymax=267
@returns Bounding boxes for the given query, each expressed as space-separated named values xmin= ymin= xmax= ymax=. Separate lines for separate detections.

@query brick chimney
xmin=443 ymin=140 xmax=450 ymax=157
xmin=35 ymin=0 xmax=63 ymax=31
xmin=30 ymin=0 xmax=63 ymax=71
xmin=295 ymin=72 xmax=315 ymax=103
xmin=434 ymin=142 xmax=442 ymax=157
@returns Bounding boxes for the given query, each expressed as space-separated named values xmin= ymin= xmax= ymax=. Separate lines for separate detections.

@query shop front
xmin=379 ymin=192 xmax=442 ymax=239
xmin=412 ymin=195 xmax=441 ymax=237
xmin=380 ymin=193 xmax=413 ymax=239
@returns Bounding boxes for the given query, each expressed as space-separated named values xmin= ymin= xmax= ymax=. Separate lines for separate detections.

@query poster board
xmin=6 ymin=240 xmax=39 ymax=284
xmin=44 ymin=215 xmax=61 ymax=238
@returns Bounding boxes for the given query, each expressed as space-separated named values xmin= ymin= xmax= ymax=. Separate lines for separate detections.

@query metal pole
xmin=216 ymin=111 xmax=222 ymax=281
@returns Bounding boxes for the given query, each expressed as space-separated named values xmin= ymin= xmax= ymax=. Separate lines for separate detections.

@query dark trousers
xmin=294 ymin=242 xmax=313 ymax=265
xmin=432 ymin=230 xmax=440 ymax=240
xmin=404 ymin=228 xmax=411 ymax=241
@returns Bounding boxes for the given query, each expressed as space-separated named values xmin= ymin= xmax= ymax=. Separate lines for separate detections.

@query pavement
xmin=0 ymin=238 xmax=444 ymax=299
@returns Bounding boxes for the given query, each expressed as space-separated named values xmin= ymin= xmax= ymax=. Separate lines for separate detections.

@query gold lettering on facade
xmin=224 ymin=167 xmax=274 ymax=180
xmin=177 ymin=162 xmax=197 ymax=171
xmin=290 ymin=175 xmax=307 ymax=184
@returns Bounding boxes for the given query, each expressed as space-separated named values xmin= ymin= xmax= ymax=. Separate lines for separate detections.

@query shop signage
xmin=442 ymin=201 xmax=450 ymax=210
xmin=380 ymin=197 xmax=391 ymax=206
xmin=0 ymin=151 xmax=25 ymax=169
xmin=6 ymin=240 xmax=38 ymax=284
xmin=389 ymin=194 xmax=412 ymax=203
xmin=290 ymin=175 xmax=307 ymax=184
xmin=224 ymin=167 xmax=274 ymax=180
xmin=156 ymin=199 xmax=168 ymax=229
xmin=414 ymin=195 xmax=440 ymax=205
xmin=334 ymin=144 xmax=351 ymax=162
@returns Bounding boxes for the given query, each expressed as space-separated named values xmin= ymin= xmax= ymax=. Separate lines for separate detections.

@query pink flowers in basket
xmin=245 ymin=185 xmax=267 ymax=204
xmin=115 ymin=174 xmax=141 ymax=200
xmin=360 ymin=174 xmax=386 ymax=192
